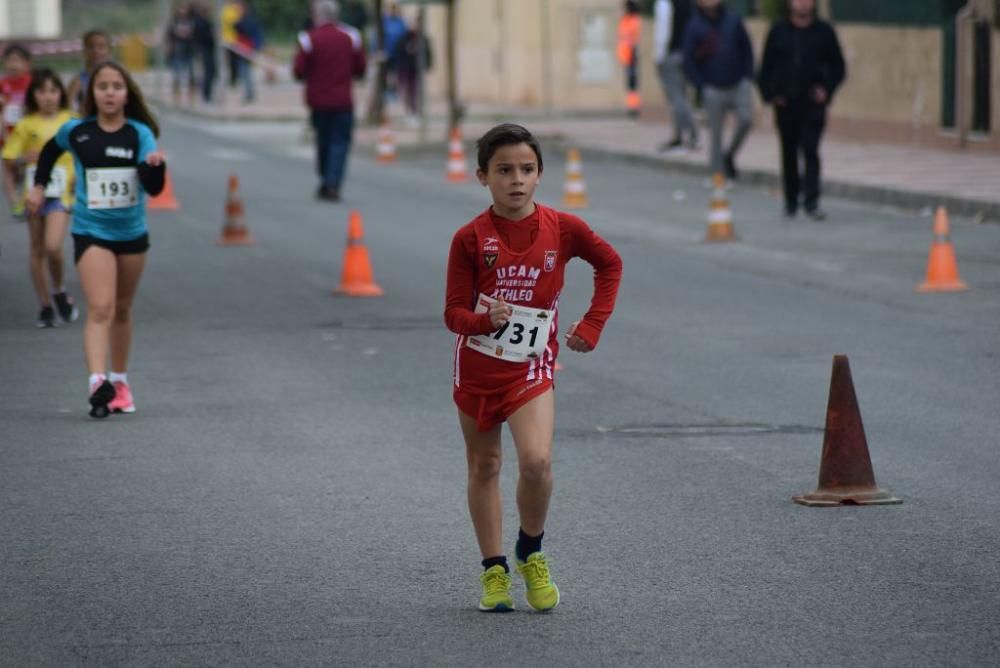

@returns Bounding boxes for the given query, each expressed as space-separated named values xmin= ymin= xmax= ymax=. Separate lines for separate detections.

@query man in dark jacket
xmin=758 ymin=0 xmax=845 ymax=219
xmin=294 ymin=0 xmax=366 ymax=202
xmin=682 ymin=0 xmax=754 ymax=180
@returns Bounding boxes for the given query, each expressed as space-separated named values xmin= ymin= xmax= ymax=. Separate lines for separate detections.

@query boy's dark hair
xmin=25 ymin=68 xmax=69 ymax=114
xmin=476 ymin=123 xmax=543 ymax=174
xmin=82 ymin=30 xmax=111 ymax=48
xmin=3 ymin=43 xmax=31 ymax=61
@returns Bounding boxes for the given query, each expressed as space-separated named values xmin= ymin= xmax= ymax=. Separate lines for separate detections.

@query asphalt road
xmin=1 ymin=113 xmax=998 ymax=667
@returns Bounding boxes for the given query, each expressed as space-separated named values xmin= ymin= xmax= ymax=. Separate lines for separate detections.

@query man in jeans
xmin=758 ymin=0 xmax=845 ymax=220
xmin=654 ymin=0 xmax=699 ymax=152
xmin=294 ymin=0 xmax=366 ymax=202
xmin=682 ymin=0 xmax=753 ymax=181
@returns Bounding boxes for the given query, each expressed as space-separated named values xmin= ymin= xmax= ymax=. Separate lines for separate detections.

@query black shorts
xmin=73 ymin=233 xmax=150 ymax=265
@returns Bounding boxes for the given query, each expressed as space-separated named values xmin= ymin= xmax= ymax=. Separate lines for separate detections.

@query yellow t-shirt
xmin=2 ymin=110 xmax=76 ymax=207
xmin=221 ymin=2 xmax=243 ymax=46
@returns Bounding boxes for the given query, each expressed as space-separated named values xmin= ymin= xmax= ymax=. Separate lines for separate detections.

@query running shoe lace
xmin=482 ymin=569 xmax=509 ymax=595
xmin=521 ymin=558 xmax=551 ymax=588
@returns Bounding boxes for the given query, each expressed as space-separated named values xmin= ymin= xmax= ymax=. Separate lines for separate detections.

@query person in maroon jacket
xmin=293 ymin=0 xmax=366 ymax=202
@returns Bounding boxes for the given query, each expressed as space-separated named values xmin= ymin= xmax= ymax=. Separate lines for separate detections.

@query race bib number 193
xmin=87 ymin=167 xmax=138 ymax=210
xmin=466 ymin=294 xmax=552 ymax=363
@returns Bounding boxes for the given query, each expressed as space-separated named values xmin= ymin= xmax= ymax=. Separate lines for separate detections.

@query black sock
xmin=482 ymin=555 xmax=509 ymax=573
xmin=516 ymin=528 xmax=544 ymax=562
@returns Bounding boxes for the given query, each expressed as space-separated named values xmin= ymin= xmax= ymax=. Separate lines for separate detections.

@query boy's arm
xmin=444 ymin=228 xmax=496 ymax=335
xmin=562 ymin=214 xmax=623 ymax=350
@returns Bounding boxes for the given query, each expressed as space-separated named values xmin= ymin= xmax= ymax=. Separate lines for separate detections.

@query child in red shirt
xmin=444 ymin=124 xmax=622 ymax=612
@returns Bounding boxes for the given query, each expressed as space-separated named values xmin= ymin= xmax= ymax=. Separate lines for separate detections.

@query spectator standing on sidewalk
xmin=757 ymin=0 xmax=845 ymax=220
xmin=192 ymin=2 xmax=217 ymax=104
xmin=617 ymin=1 xmax=642 ymax=118
xmin=393 ymin=14 xmax=433 ymax=126
xmin=233 ymin=0 xmax=264 ymax=104
xmin=294 ymin=0 xmax=366 ymax=202
xmin=682 ymin=0 xmax=753 ymax=181
xmin=654 ymin=0 xmax=699 ymax=152
xmin=165 ymin=3 xmax=198 ymax=106
xmin=220 ymin=0 xmax=243 ymax=88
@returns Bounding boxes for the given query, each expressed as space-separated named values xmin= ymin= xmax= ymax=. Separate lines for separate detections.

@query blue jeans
xmin=236 ymin=55 xmax=255 ymax=102
xmin=311 ymin=109 xmax=354 ymax=190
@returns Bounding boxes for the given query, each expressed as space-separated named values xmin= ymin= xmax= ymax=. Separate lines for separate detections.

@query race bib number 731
xmin=466 ymin=294 xmax=552 ymax=363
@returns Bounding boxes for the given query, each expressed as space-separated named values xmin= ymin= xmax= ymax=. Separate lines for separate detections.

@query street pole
xmin=446 ymin=0 xmax=459 ymax=131
xmin=367 ymin=0 xmax=387 ymax=125
xmin=416 ymin=4 xmax=428 ymax=143
xmin=214 ymin=0 xmax=227 ymax=109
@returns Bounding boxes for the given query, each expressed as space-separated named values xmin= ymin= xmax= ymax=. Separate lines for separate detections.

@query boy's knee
xmin=519 ymin=454 xmax=551 ymax=483
xmin=469 ymin=451 xmax=502 ymax=480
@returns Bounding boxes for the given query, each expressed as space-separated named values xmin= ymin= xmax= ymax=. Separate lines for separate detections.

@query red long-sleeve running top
xmin=444 ymin=204 xmax=623 ymax=394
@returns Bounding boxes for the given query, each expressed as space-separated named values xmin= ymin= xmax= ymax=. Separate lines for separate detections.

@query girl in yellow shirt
xmin=2 ymin=68 xmax=78 ymax=328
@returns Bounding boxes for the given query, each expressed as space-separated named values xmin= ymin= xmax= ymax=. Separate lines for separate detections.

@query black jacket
xmin=757 ymin=18 xmax=845 ymax=104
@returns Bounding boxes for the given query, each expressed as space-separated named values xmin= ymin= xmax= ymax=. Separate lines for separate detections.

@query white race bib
xmin=3 ymin=102 xmax=23 ymax=126
xmin=86 ymin=167 xmax=138 ymax=210
xmin=25 ymin=165 xmax=67 ymax=198
xmin=466 ymin=294 xmax=553 ymax=363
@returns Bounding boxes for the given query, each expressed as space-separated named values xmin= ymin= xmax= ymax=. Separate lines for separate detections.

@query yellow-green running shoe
xmin=515 ymin=552 xmax=560 ymax=612
xmin=479 ymin=565 xmax=515 ymax=612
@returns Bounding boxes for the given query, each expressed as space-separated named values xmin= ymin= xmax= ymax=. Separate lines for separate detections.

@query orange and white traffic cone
xmin=445 ymin=126 xmax=468 ymax=183
xmin=148 ymin=169 xmax=180 ymax=211
xmin=334 ymin=210 xmax=384 ymax=297
xmin=218 ymin=174 xmax=254 ymax=246
xmin=376 ymin=119 xmax=397 ymax=164
xmin=704 ymin=172 xmax=736 ymax=242
xmin=916 ymin=206 xmax=968 ymax=292
xmin=562 ymin=148 xmax=588 ymax=209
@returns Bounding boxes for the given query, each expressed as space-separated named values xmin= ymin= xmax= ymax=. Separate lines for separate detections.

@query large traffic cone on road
xmin=334 ymin=210 xmax=383 ymax=297
xmin=148 ymin=169 xmax=180 ymax=210
xmin=793 ymin=355 xmax=902 ymax=507
xmin=704 ymin=172 xmax=736 ymax=242
xmin=217 ymin=174 xmax=254 ymax=246
xmin=562 ymin=148 xmax=588 ymax=209
xmin=916 ymin=206 xmax=968 ymax=292
xmin=446 ymin=126 xmax=468 ymax=183
xmin=376 ymin=118 xmax=397 ymax=164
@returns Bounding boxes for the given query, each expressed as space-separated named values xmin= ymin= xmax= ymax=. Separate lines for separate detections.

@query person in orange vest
xmin=617 ymin=1 xmax=642 ymax=118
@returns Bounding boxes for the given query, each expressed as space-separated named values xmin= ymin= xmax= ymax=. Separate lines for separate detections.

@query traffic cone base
xmin=148 ymin=171 xmax=180 ymax=210
xmin=793 ymin=355 xmax=901 ymax=508
xmin=704 ymin=222 xmax=736 ymax=242
xmin=335 ymin=211 xmax=383 ymax=297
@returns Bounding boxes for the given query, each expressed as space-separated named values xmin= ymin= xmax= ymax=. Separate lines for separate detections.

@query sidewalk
xmin=143 ymin=72 xmax=1000 ymax=221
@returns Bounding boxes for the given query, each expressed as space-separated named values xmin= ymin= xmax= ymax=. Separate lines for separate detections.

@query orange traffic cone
xmin=916 ymin=206 xmax=968 ymax=292
xmin=148 ymin=169 xmax=179 ymax=210
xmin=334 ymin=210 xmax=384 ymax=297
xmin=376 ymin=119 xmax=397 ymax=164
xmin=446 ymin=126 xmax=468 ymax=183
xmin=562 ymin=148 xmax=588 ymax=209
xmin=793 ymin=355 xmax=902 ymax=507
xmin=218 ymin=174 xmax=254 ymax=246
xmin=704 ymin=173 xmax=736 ymax=242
